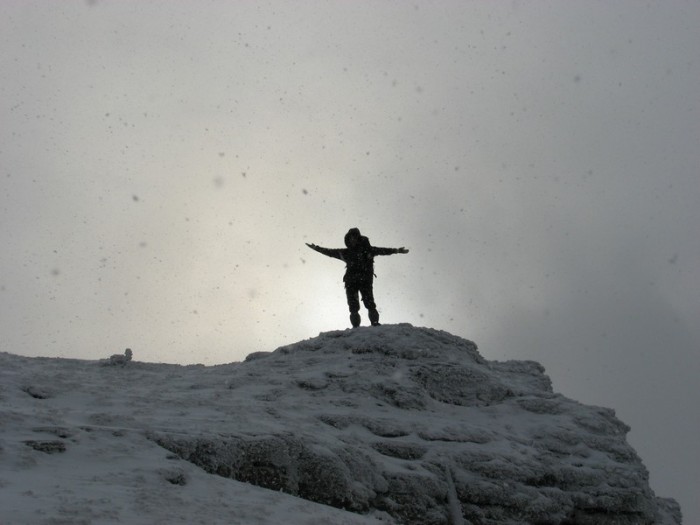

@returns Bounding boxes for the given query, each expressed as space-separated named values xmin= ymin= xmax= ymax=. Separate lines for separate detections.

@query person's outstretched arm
xmin=306 ymin=243 xmax=346 ymax=261
xmin=371 ymin=246 xmax=409 ymax=256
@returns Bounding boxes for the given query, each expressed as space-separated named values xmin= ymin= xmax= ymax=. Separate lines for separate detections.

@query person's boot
xmin=350 ymin=312 xmax=361 ymax=328
xmin=368 ymin=308 xmax=380 ymax=326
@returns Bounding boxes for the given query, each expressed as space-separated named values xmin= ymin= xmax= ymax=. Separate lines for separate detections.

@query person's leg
xmin=360 ymin=282 xmax=380 ymax=326
xmin=345 ymin=284 xmax=361 ymax=327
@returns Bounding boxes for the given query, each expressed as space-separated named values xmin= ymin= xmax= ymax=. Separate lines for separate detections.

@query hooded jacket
xmin=308 ymin=229 xmax=401 ymax=284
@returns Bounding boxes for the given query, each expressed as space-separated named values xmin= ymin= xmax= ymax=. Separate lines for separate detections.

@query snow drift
xmin=0 ymin=324 xmax=682 ymax=524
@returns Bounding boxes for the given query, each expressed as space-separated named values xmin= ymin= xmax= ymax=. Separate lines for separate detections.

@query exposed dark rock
xmin=22 ymin=385 xmax=52 ymax=399
xmin=24 ymin=440 xmax=66 ymax=454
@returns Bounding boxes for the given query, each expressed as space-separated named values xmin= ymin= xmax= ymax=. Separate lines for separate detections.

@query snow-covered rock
xmin=0 ymin=324 xmax=682 ymax=524
xmin=100 ymin=347 xmax=133 ymax=366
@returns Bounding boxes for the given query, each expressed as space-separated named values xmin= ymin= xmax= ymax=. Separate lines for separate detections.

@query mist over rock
xmin=0 ymin=325 xmax=681 ymax=524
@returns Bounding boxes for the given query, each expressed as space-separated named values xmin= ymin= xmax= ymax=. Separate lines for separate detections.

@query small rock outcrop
xmin=100 ymin=347 xmax=133 ymax=366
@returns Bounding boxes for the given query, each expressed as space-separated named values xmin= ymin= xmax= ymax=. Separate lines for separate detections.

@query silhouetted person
xmin=306 ymin=228 xmax=408 ymax=327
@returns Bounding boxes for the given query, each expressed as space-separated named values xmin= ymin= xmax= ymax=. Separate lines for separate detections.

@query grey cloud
xmin=1 ymin=1 xmax=698 ymax=521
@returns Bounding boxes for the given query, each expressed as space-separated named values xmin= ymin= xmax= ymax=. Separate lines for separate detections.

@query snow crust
xmin=0 ymin=324 xmax=682 ymax=524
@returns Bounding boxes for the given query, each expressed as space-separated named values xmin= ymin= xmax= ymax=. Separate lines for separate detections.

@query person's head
xmin=344 ymin=227 xmax=361 ymax=248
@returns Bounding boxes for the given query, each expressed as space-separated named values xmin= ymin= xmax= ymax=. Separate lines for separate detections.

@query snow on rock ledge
xmin=148 ymin=324 xmax=681 ymax=524
xmin=0 ymin=324 xmax=681 ymax=524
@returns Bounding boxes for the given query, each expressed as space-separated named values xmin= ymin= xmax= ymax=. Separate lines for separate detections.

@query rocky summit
xmin=0 ymin=324 xmax=682 ymax=524
xmin=153 ymin=325 xmax=680 ymax=524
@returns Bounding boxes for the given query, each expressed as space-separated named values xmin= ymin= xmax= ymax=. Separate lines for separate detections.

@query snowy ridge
xmin=0 ymin=324 xmax=682 ymax=524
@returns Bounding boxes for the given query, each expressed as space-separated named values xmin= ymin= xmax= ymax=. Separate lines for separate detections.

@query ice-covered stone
xmin=147 ymin=325 xmax=680 ymax=524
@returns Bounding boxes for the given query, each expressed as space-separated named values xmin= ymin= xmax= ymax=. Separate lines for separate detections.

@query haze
xmin=1 ymin=1 xmax=698 ymax=521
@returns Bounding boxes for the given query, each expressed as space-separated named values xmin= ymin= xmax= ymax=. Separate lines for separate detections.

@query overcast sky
xmin=1 ymin=0 xmax=698 ymax=521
